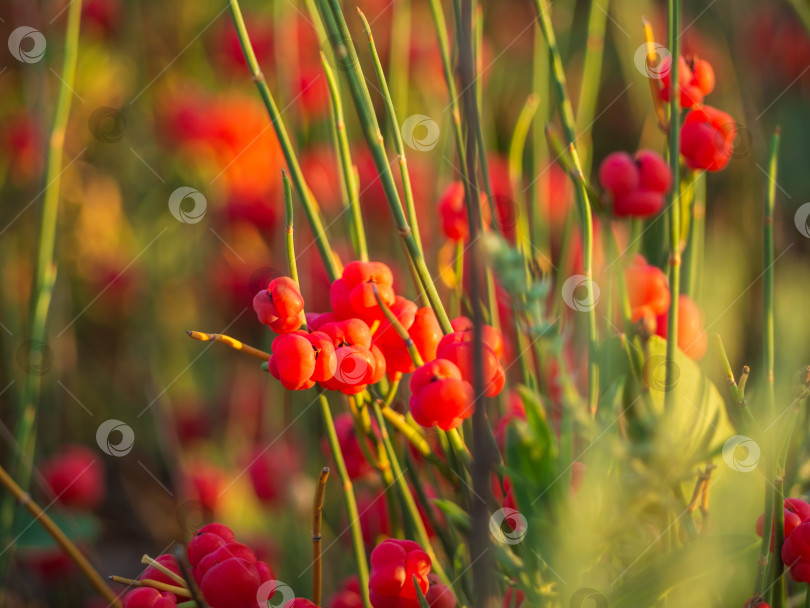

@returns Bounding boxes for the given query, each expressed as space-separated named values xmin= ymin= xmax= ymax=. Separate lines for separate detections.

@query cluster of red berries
xmin=598 ymin=150 xmax=672 ymax=218
xmin=369 ymin=539 xmax=432 ymax=608
xmin=756 ymin=497 xmax=810 ymax=584
xmin=122 ymin=523 xmax=275 ymax=608
xmin=437 ymin=181 xmax=491 ymax=241
xmin=409 ymin=316 xmax=506 ymax=430
xmin=624 ymin=255 xmax=707 ymax=360
xmin=660 ymin=55 xmax=715 ymax=107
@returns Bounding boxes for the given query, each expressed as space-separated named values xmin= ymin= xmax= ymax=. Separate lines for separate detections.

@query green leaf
xmin=414 ymin=575 xmax=431 ymax=608
xmin=432 ymin=498 xmax=471 ymax=533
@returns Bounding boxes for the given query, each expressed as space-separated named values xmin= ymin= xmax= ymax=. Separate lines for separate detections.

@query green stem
xmin=227 ymin=0 xmax=339 ymax=281
xmin=318 ymin=392 xmax=371 ymax=608
xmin=1 ymin=0 xmax=83 ymax=581
xmin=764 ymin=128 xmax=783 ymax=608
xmin=664 ymin=0 xmax=682 ymax=414
xmin=575 ymin=0 xmax=608 ymax=158
xmin=369 ymin=402 xmax=452 ymax=589
xmin=357 ymin=10 xmax=424 ymax=258
xmin=568 ymin=146 xmax=599 ymax=412
xmin=508 ymin=94 xmax=540 ymax=253
xmin=316 ymin=0 xmax=452 ymax=334
xmin=683 ymin=171 xmax=705 ymax=299
xmin=282 ymin=171 xmax=299 ymax=286
xmin=319 ymin=52 xmax=368 ymax=262
xmin=427 ymin=0 xmax=467 ymax=171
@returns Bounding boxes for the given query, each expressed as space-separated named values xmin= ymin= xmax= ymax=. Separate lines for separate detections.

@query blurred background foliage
xmin=1 ymin=0 xmax=810 ymax=606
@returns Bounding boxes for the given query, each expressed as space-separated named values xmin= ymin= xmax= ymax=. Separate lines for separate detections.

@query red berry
xmin=425 ymin=574 xmax=455 ymax=608
xmin=436 ymin=340 xmax=505 ymax=397
xmin=187 ymin=523 xmax=235 ymax=567
xmin=600 ymin=150 xmax=671 ymax=218
xmin=782 ymin=522 xmax=810 ymax=583
xmin=195 ymin=541 xmax=256 ymax=582
xmin=375 ymin=297 xmax=419 ymax=348
xmin=322 ymin=345 xmax=376 ymax=394
xmin=140 ymin=555 xmax=182 ymax=601
xmin=329 ymin=576 xmax=363 ymax=608
xmin=308 ymin=331 xmax=337 ymax=382
xmin=787 ymin=498 xmax=810 ymax=522
xmin=409 ymin=360 xmax=475 ymax=430
xmin=307 ymin=312 xmax=338 ymax=331
xmin=41 ymin=445 xmax=105 ymax=510
xmin=369 ymin=539 xmax=431 ymax=608
xmin=598 ymin=152 xmax=639 ymax=196
xmin=331 ymin=261 xmax=396 ymax=322
xmin=321 ymin=319 xmax=373 ymax=349
xmin=625 ymin=255 xmax=671 ymax=323
xmin=270 ymin=333 xmax=317 ymax=390
xmin=285 ymin=600 xmax=319 ymax=608
xmin=756 ymin=509 xmax=802 ymax=552
xmin=200 ymin=557 xmax=262 ymax=608
xmin=655 ymin=295 xmax=707 ymax=360
xmin=447 ymin=317 xmax=504 ymax=360
xmin=253 ymin=277 xmax=305 ymax=333
xmin=680 ymin=105 xmax=736 ymax=172
xmin=502 ymin=588 xmax=525 ymax=608
xmin=437 ymin=181 xmax=492 ymax=241
xmin=660 ymin=55 xmax=715 ymax=107
xmin=122 ymin=587 xmax=176 ymax=608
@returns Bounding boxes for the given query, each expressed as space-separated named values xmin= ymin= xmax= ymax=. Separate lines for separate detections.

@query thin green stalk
xmin=764 ymin=129 xmax=783 ymax=608
xmin=683 ymin=171 xmax=705 ymax=299
xmin=530 ymin=23 xmax=550 ymax=254
xmin=663 ymin=0 xmax=682 ymax=414
xmin=387 ymin=0 xmax=411 ymax=123
xmin=427 ymin=0 xmax=467 ymax=172
xmin=533 ymin=0 xmax=577 ymax=145
xmin=508 ymin=94 xmax=540 ymax=253
xmin=282 ymin=171 xmax=299 ymax=286
xmin=1 ymin=0 xmax=83 ymax=580
xmin=357 ymin=10 xmax=424 ymax=258
xmin=318 ymin=392 xmax=371 ymax=608
xmin=316 ymin=0 xmax=452 ymax=333
xmin=568 ymin=146 xmax=599 ymax=412
xmin=320 ymin=52 xmax=368 ymax=261
xmin=472 ymin=3 xmax=494 ymax=211
xmin=227 ymin=0 xmax=340 ymax=280
xmin=369 ymin=402 xmax=453 ymax=588
xmin=575 ymin=0 xmax=609 ymax=167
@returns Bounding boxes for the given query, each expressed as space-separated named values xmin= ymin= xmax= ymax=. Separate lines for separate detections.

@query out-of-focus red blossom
xmin=185 ymin=463 xmax=226 ymax=512
xmin=214 ymin=17 xmax=274 ymax=74
xmin=680 ymin=105 xmax=736 ymax=172
xmin=425 ymin=574 xmax=456 ymax=608
xmin=173 ymin=405 xmax=210 ymax=446
xmin=409 ymin=359 xmax=474 ymax=430
xmin=537 ymin=164 xmax=574 ymax=231
xmin=437 ymin=181 xmax=492 ymax=242
xmin=301 ymin=146 xmax=343 ymax=211
xmin=21 ymin=548 xmax=75 ymax=580
xmin=121 ymin=587 xmax=176 ymax=608
xmin=81 ymin=0 xmax=121 ymax=36
xmin=329 ymin=576 xmax=364 ymax=608
xmin=247 ymin=442 xmax=300 ymax=504
xmin=436 ymin=326 xmax=506 ymax=398
xmin=743 ymin=598 xmax=770 ymax=608
xmin=625 ymin=255 xmax=671 ymax=325
xmin=599 ymin=150 xmax=672 ymax=218
xmin=744 ymin=6 xmax=810 ymax=87
xmin=354 ymin=490 xmax=392 ymax=547
xmin=782 ymin=522 xmax=810 ymax=583
xmin=2 ymin=113 xmax=43 ymax=185
xmin=41 ymin=445 xmax=105 ymax=510
xmin=159 ymin=92 xmax=283 ymax=208
xmin=369 ymin=539 xmax=431 ymax=608
xmin=503 ymin=587 xmax=525 ymax=608
xmin=655 ymin=295 xmax=708 ymax=360
xmin=495 ymin=391 xmax=527 ymax=451
xmin=326 ymin=413 xmax=378 ymax=480
xmin=660 ymin=55 xmax=715 ymax=107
